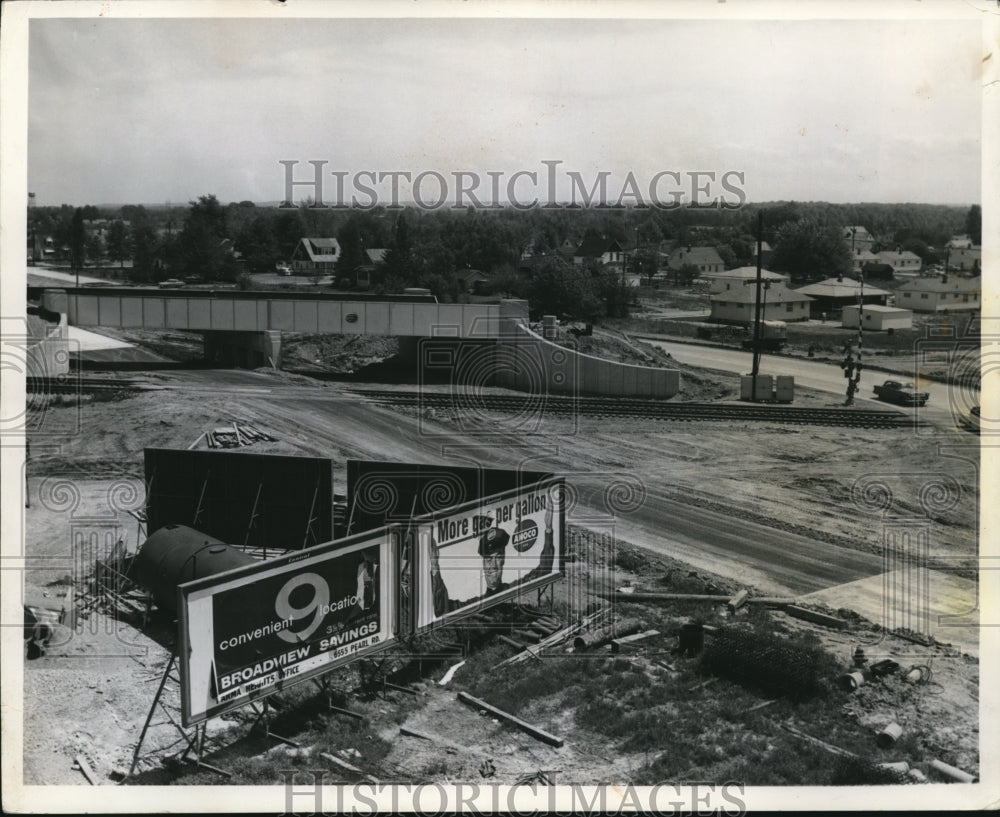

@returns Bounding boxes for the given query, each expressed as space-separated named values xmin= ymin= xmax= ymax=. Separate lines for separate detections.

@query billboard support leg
xmin=250 ymin=698 xmax=299 ymax=748
xmin=536 ymin=583 xmax=554 ymax=614
xmin=124 ymin=652 xmax=176 ymax=781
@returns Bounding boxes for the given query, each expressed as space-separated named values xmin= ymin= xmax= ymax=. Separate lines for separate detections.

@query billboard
xmin=178 ymin=528 xmax=395 ymax=726
xmin=144 ymin=448 xmax=334 ymax=550
xmin=346 ymin=460 xmax=552 ymax=535
xmin=413 ymin=477 xmax=565 ymax=630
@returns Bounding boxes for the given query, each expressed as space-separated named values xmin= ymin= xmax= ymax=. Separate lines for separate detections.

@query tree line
xmin=27 ymin=196 xmax=978 ymax=318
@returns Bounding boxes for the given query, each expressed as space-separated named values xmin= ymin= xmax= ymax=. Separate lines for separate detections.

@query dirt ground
xmin=18 ymin=328 xmax=980 ymax=787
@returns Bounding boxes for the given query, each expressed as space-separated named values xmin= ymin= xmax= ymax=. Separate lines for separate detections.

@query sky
xmin=26 ymin=14 xmax=984 ymax=208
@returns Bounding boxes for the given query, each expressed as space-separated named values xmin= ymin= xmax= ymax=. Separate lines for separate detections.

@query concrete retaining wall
xmin=494 ymin=323 xmax=680 ymax=398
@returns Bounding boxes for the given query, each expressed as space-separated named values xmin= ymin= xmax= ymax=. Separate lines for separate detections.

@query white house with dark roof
xmin=667 ymin=246 xmax=726 ymax=274
xmin=710 ymin=283 xmax=812 ymax=324
xmin=701 ymin=266 xmax=789 ymax=293
xmin=851 ymin=249 xmax=880 ymax=273
xmin=877 ymin=249 xmax=922 ymax=274
xmin=895 ymin=276 xmax=981 ymax=312
xmin=573 ymin=236 xmax=625 ymax=267
xmin=947 ymin=246 xmax=981 ymax=272
xmin=291 ymin=237 xmax=341 ymax=273
xmin=796 ymin=278 xmax=891 ymax=318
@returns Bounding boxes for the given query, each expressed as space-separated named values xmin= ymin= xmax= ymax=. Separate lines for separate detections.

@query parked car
xmin=873 ymin=379 xmax=929 ymax=407
xmin=959 ymin=405 xmax=980 ymax=433
xmin=157 ymin=278 xmax=185 ymax=289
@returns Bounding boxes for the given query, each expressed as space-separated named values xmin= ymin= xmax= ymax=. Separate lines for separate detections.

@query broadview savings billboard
xmin=178 ymin=529 xmax=395 ymax=726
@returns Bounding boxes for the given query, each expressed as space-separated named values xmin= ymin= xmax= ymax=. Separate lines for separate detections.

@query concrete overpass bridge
xmin=33 ymin=287 xmax=680 ymax=398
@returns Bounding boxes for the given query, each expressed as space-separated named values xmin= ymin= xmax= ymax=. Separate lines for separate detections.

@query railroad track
xmin=351 ymin=389 xmax=920 ymax=429
xmin=27 ymin=376 xmax=145 ymax=393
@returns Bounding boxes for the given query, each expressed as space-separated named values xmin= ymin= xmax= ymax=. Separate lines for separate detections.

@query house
xmin=842 ymin=305 xmax=913 ymax=332
xmin=947 ymin=246 xmax=981 ymax=272
xmin=667 ymin=246 xmax=726 ymax=275
xmin=556 ymin=238 xmax=578 ymax=258
xmin=365 ymin=248 xmax=388 ymax=265
xmin=947 ymin=234 xmax=974 ymax=250
xmin=795 ymin=278 xmax=891 ymax=318
xmin=574 ymin=236 xmax=625 ymax=267
xmin=701 ymin=266 xmax=789 ymax=294
xmin=710 ymin=284 xmax=812 ymax=324
xmin=851 ymin=249 xmax=880 ymax=274
xmin=860 ymin=262 xmax=896 ymax=281
xmin=843 ymin=226 xmax=875 ymax=252
xmin=895 ymin=276 xmax=981 ymax=312
xmin=877 ymin=249 xmax=922 ymax=274
xmin=455 ymin=268 xmax=492 ymax=294
xmin=290 ymin=237 xmax=341 ymax=273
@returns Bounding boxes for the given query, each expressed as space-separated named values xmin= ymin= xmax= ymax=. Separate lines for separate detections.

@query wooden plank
xmin=399 ymin=726 xmax=480 ymax=756
xmin=781 ymin=724 xmax=857 ymax=758
xmin=399 ymin=726 xmax=433 ymax=741
xmin=319 ymin=752 xmax=379 ymax=784
xmin=600 ymin=591 xmax=729 ymax=602
xmin=384 ymin=681 xmax=419 ymax=696
xmin=495 ymin=609 xmax=607 ymax=668
xmin=327 ymin=704 xmax=365 ymax=721
xmin=785 ymin=605 xmax=849 ymax=630
xmin=74 ymin=754 xmax=98 ymax=785
xmin=457 ymin=691 xmax=564 ymax=748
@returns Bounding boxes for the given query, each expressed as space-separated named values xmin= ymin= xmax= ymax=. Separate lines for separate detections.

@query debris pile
xmin=192 ymin=422 xmax=276 ymax=450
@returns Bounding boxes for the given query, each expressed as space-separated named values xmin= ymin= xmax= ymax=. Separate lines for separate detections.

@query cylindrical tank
xmin=133 ymin=524 xmax=256 ymax=614
xmin=542 ymin=315 xmax=558 ymax=339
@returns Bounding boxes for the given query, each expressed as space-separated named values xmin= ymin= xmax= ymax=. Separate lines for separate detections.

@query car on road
xmin=959 ymin=405 xmax=980 ymax=433
xmin=873 ymin=379 xmax=929 ymax=407
xmin=157 ymin=278 xmax=185 ymax=289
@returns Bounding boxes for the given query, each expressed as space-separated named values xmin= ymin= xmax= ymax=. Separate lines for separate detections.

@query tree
xmin=106 ymin=219 xmax=130 ymax=269
xmin=130 ymin=206 xmax=159 ymax=283
xmin=631 ymin=247 xmax=659 ymax=285
xmin=85 ymin=231 xmax=104 ymax=267
xmin=964 ymin=204 xmax=981 ymax=245
xmin=69 ymin=208 xmax=86 ymax=272
xmin=335 ymin=216 xmax=366 ymax=284
xmin=235 ymin=216 xmax=279 ymax=274
xmin=525 ymin=256 xmax=627 ymax=322
xmin=771 ymin=219 xmax=851 ymax=283
xmin=177 ymin=194 xmax=239 ymax=282
xmin=382 ymin=214 xmax=415 ymax=283
xmin=675 ymin=262 xmax=701 ymax=286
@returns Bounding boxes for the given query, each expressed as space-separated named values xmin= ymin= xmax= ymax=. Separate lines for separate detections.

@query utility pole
xmin=751 ymin=211 xmax=764 ymax=401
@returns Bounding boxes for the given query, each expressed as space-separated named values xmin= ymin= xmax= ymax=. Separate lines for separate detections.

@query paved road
xmin=147 ymin=369 xmax=887 ymax=597
xmin=642 ymin=338 xmax=960 ymax=424
xmin=27 ymin=268 xmax=108 ymax=286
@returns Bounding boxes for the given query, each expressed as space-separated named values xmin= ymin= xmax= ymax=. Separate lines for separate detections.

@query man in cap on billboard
xmin=477 ymin=515 xmax=510 ymax=595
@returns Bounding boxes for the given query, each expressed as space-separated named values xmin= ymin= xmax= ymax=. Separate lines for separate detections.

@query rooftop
xmin=796 ymin=278 xmax=892 ymax=298
xmin=711 ymin=285 xmax=812 ymax=304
